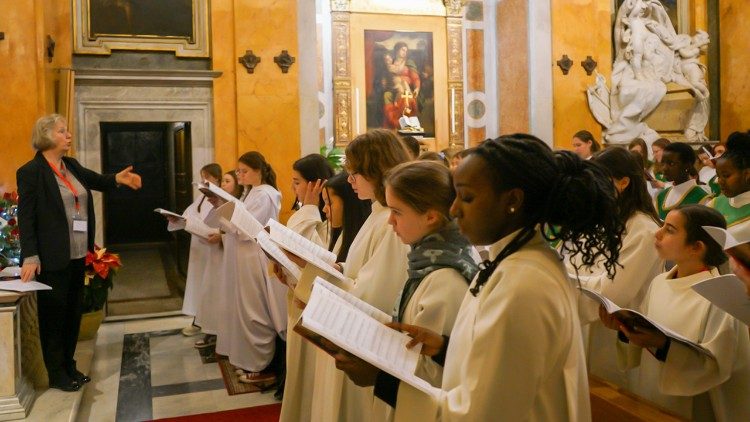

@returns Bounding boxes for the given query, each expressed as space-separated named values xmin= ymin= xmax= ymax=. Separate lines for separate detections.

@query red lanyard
xmin=47 ymin=160 xmax=81 ymax=212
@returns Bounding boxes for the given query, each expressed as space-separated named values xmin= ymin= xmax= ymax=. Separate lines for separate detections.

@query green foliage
xmin=320 ymin=144 xmax=346 ymax=173
xmin=82 ymin=274 xmax=113 ymax=313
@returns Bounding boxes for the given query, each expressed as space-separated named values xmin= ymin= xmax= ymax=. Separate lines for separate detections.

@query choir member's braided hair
xmin=468 ymin=135 xmax=624 ymax=295
xmin=721 ymin=131 xmax=750 ymax=170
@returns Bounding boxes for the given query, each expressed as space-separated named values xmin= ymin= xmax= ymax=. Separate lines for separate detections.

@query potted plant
xmin=79 ymin=245 xmax=121 ymax=340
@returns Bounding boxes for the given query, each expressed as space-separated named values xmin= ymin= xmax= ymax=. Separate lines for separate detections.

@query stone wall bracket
xmin=556 ymin=54 xmax=573 ymax=75
xmin=274 ymin=50 xmax=296 ymax=74
xmin=238 ymin=50 xmax=261 ymax=74
xmin=581 ymin=56 xmax=598 ymax=76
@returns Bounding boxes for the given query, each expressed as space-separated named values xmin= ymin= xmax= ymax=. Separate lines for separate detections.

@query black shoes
xmin=71 ymin=369 xmax=91 ymax=385
xmin=49 ymin=376 xmax=81 ymax=392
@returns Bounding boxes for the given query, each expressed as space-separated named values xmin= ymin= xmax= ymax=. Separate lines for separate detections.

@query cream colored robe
xmin=175 ymin=194 xmax=213 ymax=316
xmin=573 ymin=212 xmax=663 ymax=388
xmin=372 ymin=267 xmax=469 ymax=422
xmin=215 ymin=185 xmax=289 ymax=372
xmin=618 ymin=267 xmax=750 ymax=420
xmin=395 ymin=231 xmax=591 ymax=422
xmin=310 ymin=201 xmax=409 ymax=422
xmin=281 ymin=204 xmax=333 ymax=422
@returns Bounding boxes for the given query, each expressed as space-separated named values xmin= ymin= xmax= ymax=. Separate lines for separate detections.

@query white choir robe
xmin=215 ymin=185 xmax=289 ymax=372
xmin=617 ymin=267 xmax=750 ymax=420
xmin=572 ymin=212 xmax=663 ymax=388
xmin=193 ymin=235 xmax=224 ymax=335
xmin=310 ymin=201 xmax=409 ymax=422
xmin=280 ymin=204 xmax=333 ymax=422
xmin=372 ymin=267 xmax=469 ymax=422
xmin=395 ymin=230 xmax=591 ymax=422
xmin=173 ymin=194 xmax=213 ymax=317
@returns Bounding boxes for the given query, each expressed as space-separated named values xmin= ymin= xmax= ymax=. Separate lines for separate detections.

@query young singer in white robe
xmin=386 ymin=136 xmax=626 ymax=421
xmin=165 ymin=164 xmax=222 ymax=337
xmin=570 ymin=148 xmax=663 ymax=388
xmin=194 ymin=171 xmax=241 ymax=347
xmin=332 ymin=161 xmax=477 ymax=422
xmin=601 ymin=205 xmax=750 ymax=420
xmin=308 ymin=129 xmax=411 ymax=421
xmin=215 ymin=152 xmax=287 ymax=383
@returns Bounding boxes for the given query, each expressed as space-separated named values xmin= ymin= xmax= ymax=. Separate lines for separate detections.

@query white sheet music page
xmin=185 ymin=217 xmax=219 ymax=240
xmin=230 ymin=204 xmax=265 ymax=238
xmin=256 ymin=231 xmax=303 ymax=281
xmin=692 ymin=274 xmax=750 ymax=326
xmin=313 ymin=276 xmax=390 ymax=323
xmin=267 ymin=220 xmax=346 ymax=281
xmin=268 ymin=219 xmax=337 ymax=265
xmin=203 ymin=201 xmax=237 ymax=233
xmin=300 ymin=282 xmax=440 ymax=398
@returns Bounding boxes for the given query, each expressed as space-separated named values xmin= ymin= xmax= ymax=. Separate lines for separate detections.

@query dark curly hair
xmin=720 ymin=131 xmax=750 ymax=170
xmin=470 ymin=134 xmax=624 ymax=288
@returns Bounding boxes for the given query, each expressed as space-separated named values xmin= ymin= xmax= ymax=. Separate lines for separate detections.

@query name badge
xmin=73 ymin=218 xmax=88 ymax=233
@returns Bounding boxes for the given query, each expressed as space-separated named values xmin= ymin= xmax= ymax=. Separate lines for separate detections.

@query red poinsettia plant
xmin=82 ymin=245 xmax=122 ymax=313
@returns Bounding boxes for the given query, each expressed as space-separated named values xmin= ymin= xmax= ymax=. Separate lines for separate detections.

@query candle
xmin=451 ymin=88 xmax=456 ymax=134
xmin=355 ymin=88 xmax=361 ymax=134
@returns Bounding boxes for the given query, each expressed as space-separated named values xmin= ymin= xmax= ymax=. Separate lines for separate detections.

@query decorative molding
xmin=274 ymin=50 xmax=296 ymax=73
xmin=238 ymin=50 xmax=261 ymax=74
xmin=444 ymin=0 xmax=466 ymax=17
xmin=332 ymin=11 xmax=352 ymax=145
xmin=446 ymin=16 xmax=464 ymax=147
xmin=74 ymin=69 xmax=222 ymax=87
xmin=581 ymin=55 xmax=597 ymax=76
xmin=556 ymin=54 xmax=573 ymax=75
xmin=331 ymin=0 xmax=350 ymax=11
xmin=73 ymin=0 xmax=210 ymax=58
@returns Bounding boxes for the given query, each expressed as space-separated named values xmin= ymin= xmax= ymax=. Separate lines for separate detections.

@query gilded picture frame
xmin=73 ymin=0 xmax=210 ymax=58
xmin=331 ymin=0 xmax=465 ymax=149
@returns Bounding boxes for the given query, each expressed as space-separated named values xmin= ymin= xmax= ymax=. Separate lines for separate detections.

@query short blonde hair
xmin=31 ymin=114 xmax=66 ymax=151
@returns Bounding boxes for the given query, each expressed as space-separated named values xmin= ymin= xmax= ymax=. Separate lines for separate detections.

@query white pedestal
xmin=0 ymin=292 xmax=36 ymax=420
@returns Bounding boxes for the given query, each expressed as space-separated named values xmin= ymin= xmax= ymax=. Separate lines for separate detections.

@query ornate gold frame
xmin=331 ymin=0 xmax=465 ymax=148
xmin=73 ymin=0 xmax=210 ymax=58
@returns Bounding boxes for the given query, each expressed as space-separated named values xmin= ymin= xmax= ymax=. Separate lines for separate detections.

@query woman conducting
xmin=17 ymin=114 xmax=142 ymax=391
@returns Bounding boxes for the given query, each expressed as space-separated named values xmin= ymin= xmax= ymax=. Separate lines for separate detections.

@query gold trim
xmin=74 ymin=0 xmax=210 ymax=58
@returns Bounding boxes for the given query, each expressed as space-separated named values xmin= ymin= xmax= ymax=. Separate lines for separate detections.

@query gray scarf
xmin=395 ymin=221 xmax=479 ymax=322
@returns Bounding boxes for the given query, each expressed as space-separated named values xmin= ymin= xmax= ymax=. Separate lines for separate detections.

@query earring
xmin=509 ymin=207 xmax=515 ymax=213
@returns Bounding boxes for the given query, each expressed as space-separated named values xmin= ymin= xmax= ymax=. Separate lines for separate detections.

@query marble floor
xmin=77 ymin=315 xmax=280 ymax=421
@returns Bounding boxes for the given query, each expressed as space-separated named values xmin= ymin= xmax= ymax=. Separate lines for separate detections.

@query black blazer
xmin=17 ymin=151 xmax=118 ymax=272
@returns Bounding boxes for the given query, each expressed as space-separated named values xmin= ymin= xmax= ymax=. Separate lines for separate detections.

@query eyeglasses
xmin=235 ymin=169 xmax=249 ymax=175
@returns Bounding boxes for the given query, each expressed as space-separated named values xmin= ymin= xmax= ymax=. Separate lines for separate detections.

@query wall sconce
xmin=556 ymin=54 xmax=573 ymax=75
xmin=581 ymin=56 xmax=598 ymax=76
xmin=46 ymin=35 xmax=56 ymax=63
xmin=239 ymin=50 xmax=261 ymax=74
xmin=274 ymin=50 xmax=295 ymax=74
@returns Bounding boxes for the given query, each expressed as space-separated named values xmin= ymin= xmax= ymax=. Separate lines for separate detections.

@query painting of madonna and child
xmin=365 ymin=30 xmax=435 ymax=137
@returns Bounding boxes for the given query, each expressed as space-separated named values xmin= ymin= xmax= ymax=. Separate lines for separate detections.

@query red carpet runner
xmin=150 ymin=403 xmax=281 ymax=421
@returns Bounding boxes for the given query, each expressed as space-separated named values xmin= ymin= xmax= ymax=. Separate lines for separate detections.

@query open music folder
xmin=692 ymin=275 xmax=750 ymax=326
xmin=155 ymin=208 xmax=218 ymax=240
xmin=295 ymin=277 xmax=441 ymax=398
xmin=580 ymin=287 xmax=714 ymax=357
xmin=702 ymin=225 xmax=750 ymax=268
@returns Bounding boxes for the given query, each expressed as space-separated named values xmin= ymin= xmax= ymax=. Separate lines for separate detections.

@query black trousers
xmin=36 ymin=258 xmax=85 ymax=382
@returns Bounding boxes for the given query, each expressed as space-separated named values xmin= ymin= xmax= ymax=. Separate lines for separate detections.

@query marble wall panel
xmin=720 ymin=0 xmax=750 ymax=139
xmin=210 ymin=0 xmax=239 ymax=172
xmin=466 ymin=29 xmax=485 ymax=93
xmin=496 ymin=0 xmax=529 ymax=135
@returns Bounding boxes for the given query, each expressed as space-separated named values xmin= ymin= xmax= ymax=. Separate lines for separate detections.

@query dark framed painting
xmin=364 ymin=30 xmax=436 ymax=137
xmin=74 ymin=0 xmax=210 ymax=57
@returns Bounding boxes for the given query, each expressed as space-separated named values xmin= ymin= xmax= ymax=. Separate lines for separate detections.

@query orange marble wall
xmin=496 ymin=0 xmax=529 ymax=135
xmin=0 ymin=0 xmax=47 ymax=191
xmin=210 ymin=0 xmax=239 ymax=173
xmin=219 ymin=0 xmax=301 ymax=222
xmin=550 ymin=0 xmax=612 ymax=149
xmin=719 ymin=0 xmax=750 ymax=138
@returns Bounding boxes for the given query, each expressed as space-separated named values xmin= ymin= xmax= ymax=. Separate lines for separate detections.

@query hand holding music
xmin=334 ymin=349 xmax=380 ymax=387
xmin=386 ymin=322 xmax=443 ymax=357
xmin=115 ymin=166 xmax=142 ymax=189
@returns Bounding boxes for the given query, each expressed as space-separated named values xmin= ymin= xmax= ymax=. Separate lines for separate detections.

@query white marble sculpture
xmin=587 ymin=0 xmax=710 ymax=144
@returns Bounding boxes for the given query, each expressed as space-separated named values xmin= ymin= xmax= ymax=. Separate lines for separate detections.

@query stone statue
xmin=587 ymin=0 xmax=710 ymax=144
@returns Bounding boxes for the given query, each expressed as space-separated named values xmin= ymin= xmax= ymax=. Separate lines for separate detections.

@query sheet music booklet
xmin=295 ymin=277 xmax=441 ymax=398
xmin=580 ymin=287 xmax=714 ymax=357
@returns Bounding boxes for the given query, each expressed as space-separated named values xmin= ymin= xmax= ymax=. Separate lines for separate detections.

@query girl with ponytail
xmin=214 ymin=151 xmax=287 ymax=387
xmin=385 ymin=134 xmax=624 ymax=421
